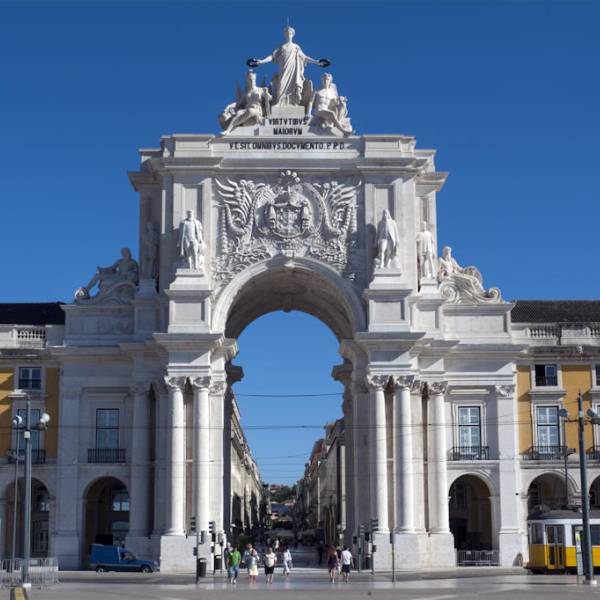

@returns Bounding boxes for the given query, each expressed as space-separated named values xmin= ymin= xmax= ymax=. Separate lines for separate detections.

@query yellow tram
xmin=527 ymin=509 xmax=600 ymax=572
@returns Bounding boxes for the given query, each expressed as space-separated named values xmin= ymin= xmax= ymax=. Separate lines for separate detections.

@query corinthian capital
xmin=210 ymin=380 xmax=226 ymax=395
xmin=191 ymin=376 xmax=211 ymax=391
xmin=495 ymin=384 xmax=516 ymax=398
xmin=427 ymin=381 xmax=448 ymax=396
xmin=411 ymin=379 xmax=425 ymax=395
xmin=130 ymin=382 xmax=150 ymax=397
xmin=163 ymin=376 xmax=186 ymax=391
xmin=366 ymin=374 xmax=390 ymax=390
xmin=392 ymin=375 xmax=415 ymax=391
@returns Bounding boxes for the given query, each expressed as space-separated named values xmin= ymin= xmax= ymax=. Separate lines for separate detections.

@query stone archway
xmin=590 ymin=475 xmax=600 ymax=508
xmin=83 ymin=477 xmax=129 ymax=564
xmin=3 ymin=478 xmax=51 ymax=558
xmin=449 ymin=474 xmax=493 ymax=551
xmin=527 ymin=473 xmax=568 ymax=515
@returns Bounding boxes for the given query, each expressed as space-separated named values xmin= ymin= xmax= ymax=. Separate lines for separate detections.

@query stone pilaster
xmin=163 ymin=376 xmax=186 ymax=535
xmin=191 ymin=376 xmax=211 ymax=532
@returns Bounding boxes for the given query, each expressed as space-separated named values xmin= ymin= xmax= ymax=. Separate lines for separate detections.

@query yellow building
xmin=512 ymin=300 xmax=600 ymax=517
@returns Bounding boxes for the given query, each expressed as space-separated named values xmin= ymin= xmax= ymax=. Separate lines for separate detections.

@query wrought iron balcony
xmin=8 ymin=449 xmax=46 ymax=464
xmin=523 ymin=445 xmax=567 ymax=460
xmin=87 ymin=448 xmax=126 ymax=463
xmin=587 ymin=446 xmax=600 ymax=461
xmin=535 ymin=375 xmax=558 ymax=387
xmin=451 ymin=446 xmax=490 ymax=461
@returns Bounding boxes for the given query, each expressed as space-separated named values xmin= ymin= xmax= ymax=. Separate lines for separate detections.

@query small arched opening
xmin=449 ymin=474 xmax=493 ymax=551
xmin=527 ymin=473 xmax=568 ymax=515
xmin=83 ymin=477 xmax=129 ymax=562
xmin=3 ymin=478 xmax=50 ymax=558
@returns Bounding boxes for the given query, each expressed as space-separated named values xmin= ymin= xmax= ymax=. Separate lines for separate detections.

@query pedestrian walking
xmin=242 ymin=543 xmax=253 ymax=577
xmin=317 ymin=542 xmax=324 ymax=565
xmin=282 ymin=546 xmax=292 ymax=576
xmin=247 ymin=549 xmax=259 ymax=584
xmin=336 ymin=546 xmax=342 ymax=575
xmin=263 ymin=546 xmax=277 ymax=584
xmin=340 ymin=545 xmax=353 ymax=583
xmin=326 ymin=546 xmax=339 ymax=582
xmin=224 ymin=543 xmax=232 ymax=582
xmin=228 ymin=546 xmax=241 ymax=584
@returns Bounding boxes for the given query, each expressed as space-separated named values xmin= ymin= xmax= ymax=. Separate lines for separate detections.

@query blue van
xmin=89 ymin=544 xmax=159 ymax=573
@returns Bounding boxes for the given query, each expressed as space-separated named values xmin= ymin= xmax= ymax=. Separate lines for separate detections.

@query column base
xmin=53 ymin=532 xmax=81 ymax=570
xmin=426 ymin=531 xmax=456 ymax=567
xmin=498 ymin=530 xmax=528 ymax=566
xmin=390 ymin=532 xmax=429 ymax=569
xmin=158 ymin=535 xmax=212 ymax=572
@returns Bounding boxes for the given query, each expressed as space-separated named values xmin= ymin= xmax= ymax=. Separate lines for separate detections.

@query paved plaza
xmin=19 ymin=568 xmax=600 ymax=600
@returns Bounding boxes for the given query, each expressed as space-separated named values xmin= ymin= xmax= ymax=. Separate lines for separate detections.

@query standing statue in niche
xmin=375 ymin=209 xmax=400 ymax=270
xmin=179 ymin=210 xmax=205 ymax=270
xmin=438 ymin=245 xmax=501 ymax=303
xmin=75 ymin=247 xmax=139 ymax=299
xmin=247 ymin=26 xmax=330 ymax=107
xmin=141 ymin=221 xmax=159 ymax=280
xmin=308 ymin=73 xmax=352 ymax=135
xmin=416 ymin=221 xmax=436 ymax=280
xmin=220 ymin=71 xmax=271 ymax=134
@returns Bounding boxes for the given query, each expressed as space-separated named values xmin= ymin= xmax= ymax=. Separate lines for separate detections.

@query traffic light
xmin=190 ymin=516 xmax=196 ymax=533
xmin=370 ymin=518 xmax=379 ymax=532
xmin=209 ymin=520 xmax=216 ymax=542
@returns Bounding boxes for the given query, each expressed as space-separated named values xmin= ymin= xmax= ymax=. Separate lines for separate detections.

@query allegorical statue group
xmin=219 ymin=26 xmax=352 ymax=136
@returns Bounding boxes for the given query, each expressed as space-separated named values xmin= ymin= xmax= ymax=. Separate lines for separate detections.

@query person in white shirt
xmin=282 ymin=547 xmax=292 ymax=576
xmin=340 ymin=545 xmax=353 ymax=583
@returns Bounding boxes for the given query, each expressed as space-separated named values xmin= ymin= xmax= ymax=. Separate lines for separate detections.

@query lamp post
xmin=20 ymin=398 xmax=50 ymax=588
xmin=10 ymin=415 xmax=23 ymax=567
xmin=561 ymin=396 xmax=600 ymax=585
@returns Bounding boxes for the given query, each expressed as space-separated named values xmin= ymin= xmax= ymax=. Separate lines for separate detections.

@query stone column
xmin=393 ymin=376 xmax=415 ymax=532
xmin=367 ymin=375 xmax=390 ymax=533
xmin=428 ymin=381 xmax=449 ymax=533
xmin=163 ymin=376 xmax=186 ymax=535
xmin=191 ymin=376 xmax=211 ymax=533
xmin=495 ymin=384 xmax=527 ymax=565
xmin=129 ymin=383 xmax=151 ymax=537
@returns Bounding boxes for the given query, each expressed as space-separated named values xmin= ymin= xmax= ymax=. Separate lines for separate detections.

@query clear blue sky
xmin=1 ymin=1 xmax=598 ymax=484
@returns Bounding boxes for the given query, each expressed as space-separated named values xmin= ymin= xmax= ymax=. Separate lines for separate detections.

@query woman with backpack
xmin=326 ymin=545 xmax=339 ymax=582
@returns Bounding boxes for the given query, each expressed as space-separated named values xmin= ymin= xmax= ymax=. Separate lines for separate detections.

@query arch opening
xmin=83 ymin=477 xmax=129 ymax=563
xmin=527 ymin=473 xmax=570 ymax=515
xmin=449 ymin=475 xmax=493 ymax=551
xmin=3 ymin=478 xmax=50 ymax=558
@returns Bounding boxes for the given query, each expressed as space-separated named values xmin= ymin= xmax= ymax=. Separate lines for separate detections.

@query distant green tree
xmin=270 ymin=485 xmax=296 ymax=503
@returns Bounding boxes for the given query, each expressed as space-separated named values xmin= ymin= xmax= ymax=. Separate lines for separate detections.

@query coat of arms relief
xmin=213 ymin=171 xmax=362 ymax=286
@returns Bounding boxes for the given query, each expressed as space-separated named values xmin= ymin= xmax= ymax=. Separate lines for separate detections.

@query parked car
xmin=89 ymin=544 xmax=159 ymax=573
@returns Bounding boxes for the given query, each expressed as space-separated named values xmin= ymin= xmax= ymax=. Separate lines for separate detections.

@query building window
xmin=595 ymin=365 xmax=600 ymax=387
xmin=17 ymin=408 xmax=41 ymax=450
xmin=536 ymin=406 xmax=560 ymax=448
xmin=458 ymin=406 xmax=481 ymax=448
xmin=535 ymin=364 xmax=558 ymax=387
xmin=18 ymin=367 xmax=41 ymax=390
xmin=96 ymin=409 xmax=119 ymax=449
xmin=111 ymin=486 xmax=129 ymax=512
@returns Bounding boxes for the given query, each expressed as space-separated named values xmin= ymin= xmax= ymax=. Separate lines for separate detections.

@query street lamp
xmin=561 ymin=396 xmax=600 ymax=585
xmin=19 ymin=398 xmax=50 ymax=588
xmin=10 ymin=414 xmax=23 ymax=567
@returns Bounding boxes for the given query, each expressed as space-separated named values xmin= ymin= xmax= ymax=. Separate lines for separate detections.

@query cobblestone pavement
xmin=18 ymin=568 xmax=600 ymax=600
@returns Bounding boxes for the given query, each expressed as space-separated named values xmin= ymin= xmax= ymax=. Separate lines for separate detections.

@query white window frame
xmin=13 ymin=365 xmax=45 ymax=393
xmin=533 ymin=404 xmax=562 ymax=448
xmin=531 ymin=363 xmax=562 ymax=390
xmin=452 ymin=401 xmax=487 ymax=448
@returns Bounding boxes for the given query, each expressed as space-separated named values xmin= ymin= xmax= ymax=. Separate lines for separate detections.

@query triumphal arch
xmin=56 ymin=28 xmax=524 ymax=570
